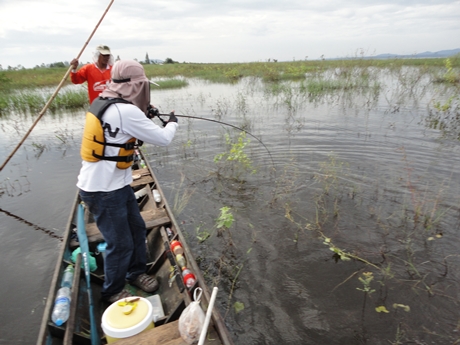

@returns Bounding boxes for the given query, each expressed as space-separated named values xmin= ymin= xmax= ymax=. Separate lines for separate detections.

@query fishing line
xmin=0 ymin=0 xmax=115 ymax=172
xmin=0 ymin=208 xmax=63 ymax=241
xmin=157 ymin=113 xmax=277 ymax=176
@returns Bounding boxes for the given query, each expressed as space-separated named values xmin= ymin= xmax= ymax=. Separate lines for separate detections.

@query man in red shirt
xmin=70 ymin=45 xmax=114 ymax=103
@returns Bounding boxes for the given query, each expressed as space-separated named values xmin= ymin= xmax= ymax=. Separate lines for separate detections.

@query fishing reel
xmin=146 ymin=105 xmax=168 ymax=126
xmin=146 ymin=105 xmax=177 ymax=127
xmin=146 ymin=105 xmax=160 ymax=119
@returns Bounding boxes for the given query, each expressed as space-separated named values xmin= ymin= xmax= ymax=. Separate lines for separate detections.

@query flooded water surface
xmin=1 ymin=66 xmax=460 ymax=344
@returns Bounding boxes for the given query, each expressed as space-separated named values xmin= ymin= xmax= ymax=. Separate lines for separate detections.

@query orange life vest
xmin=80 ymin=97 xmax=136 ymax=169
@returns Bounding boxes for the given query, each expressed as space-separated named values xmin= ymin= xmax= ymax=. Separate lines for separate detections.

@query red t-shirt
xmin=70 ymin=63 xmax=112 ymax=103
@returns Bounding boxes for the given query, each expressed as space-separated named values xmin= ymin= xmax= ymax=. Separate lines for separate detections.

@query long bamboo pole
xmin=0 ymin=0 xmax=115 ymax=172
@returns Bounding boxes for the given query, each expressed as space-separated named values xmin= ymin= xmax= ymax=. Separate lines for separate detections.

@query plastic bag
xmin=178 ymin=287 xmax=205 ymax=344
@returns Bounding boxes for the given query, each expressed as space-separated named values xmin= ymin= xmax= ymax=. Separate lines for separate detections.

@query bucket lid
xmin=102 ymin=297 xmax=153 ymax=338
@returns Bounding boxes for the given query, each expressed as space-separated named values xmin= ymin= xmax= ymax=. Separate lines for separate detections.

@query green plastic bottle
xmin=61 ymin=265 xmax=74 ymax=288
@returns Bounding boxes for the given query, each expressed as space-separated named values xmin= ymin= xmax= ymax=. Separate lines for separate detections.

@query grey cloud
xmin=1 ymin=0 xmax=459 ymax=67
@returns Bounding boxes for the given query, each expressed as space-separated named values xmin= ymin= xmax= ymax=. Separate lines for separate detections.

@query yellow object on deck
xmin=102 ymin=296 xmax=154 ymax=343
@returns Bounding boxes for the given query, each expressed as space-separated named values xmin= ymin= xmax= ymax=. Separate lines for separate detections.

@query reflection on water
xmin=1 ymin=67 xmax=460 ymax=344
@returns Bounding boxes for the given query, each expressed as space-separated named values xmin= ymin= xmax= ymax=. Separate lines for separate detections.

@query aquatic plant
xmin=0 ymin=95 xmax=9 ymax=115
xmin=214 ymin=132 xmax=256 ymax=181
xmin=171 ymin=172 xmax=196 ymax=216
xmin=31 ymin=142 xmax=46 ymax=157
xmin=2 ymin=57 xmax=457 ymax=91
xmin=216 ymin=206 xmax=234 ymax=229
xmin=2 ymin=89 xmax=88 ymax=115
xmin=442 ymin=58 xmax=459 ymax=83
xmin=0 ymin=72 xmax=12 ymax=91
xmin=152 ymin=78 xmax=189 ymax=89
xmin=47 ymin=89 xmax=89 ymax=112
xmin=356 ymin=272 xmax=376 ymax=295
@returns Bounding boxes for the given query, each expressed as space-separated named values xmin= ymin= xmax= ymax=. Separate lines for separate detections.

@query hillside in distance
xmin=327 ymin=48 xmax=460 ymax=61
xmin=372 ymin=48 xmax=460 ymax=59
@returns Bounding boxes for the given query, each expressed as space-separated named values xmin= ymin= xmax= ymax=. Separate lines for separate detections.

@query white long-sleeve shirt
xmin=77 ymin=102 xmax=178 ymax=192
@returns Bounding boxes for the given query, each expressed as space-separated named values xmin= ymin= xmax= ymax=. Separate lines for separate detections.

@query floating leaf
xmin=234 ymin=301 xmax=245 ymax=314
xmin=375 ymin=306 xmax=389 ymax=313
xmin=393 ymin=303 xmax=410 ymax=312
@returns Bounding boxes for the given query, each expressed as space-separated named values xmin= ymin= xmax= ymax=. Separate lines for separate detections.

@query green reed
xmin=9 ymin=91 xmax=45 ymax=114
xmin=145 ymin=58 xmax=453 ymax=84
xmin=1 ymin=67 xmax=73 ymax=89
xmin=1 ymin=57 xmax=457 ymax=125
xmin=48 ymin=89 xmax=89 ymax=113
xmin=0 ymin=94 xmax=10 ymax=115
xmin=1 ymin=89 xmax=88 ymax=116
xmin=2 ymin=56 xmax=458 ymax=90
xmin=153 ymin=78 xmax=189 ymax=89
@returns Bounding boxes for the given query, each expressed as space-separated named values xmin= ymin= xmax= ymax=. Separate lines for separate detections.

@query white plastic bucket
xmin=101 ymin=296 xmax=154 ymax=343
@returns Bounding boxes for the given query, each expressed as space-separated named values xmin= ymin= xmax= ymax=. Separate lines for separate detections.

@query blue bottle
xmin=51 ymin=287 xmax=71 ymax=326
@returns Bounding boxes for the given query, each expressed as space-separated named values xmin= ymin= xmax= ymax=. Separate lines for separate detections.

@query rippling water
xmin=1 ymin=67 xmax=460 ymax=344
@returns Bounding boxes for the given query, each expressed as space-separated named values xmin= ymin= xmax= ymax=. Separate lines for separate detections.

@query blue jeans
xmin=79 ymin=185 xmax=146 ymax=300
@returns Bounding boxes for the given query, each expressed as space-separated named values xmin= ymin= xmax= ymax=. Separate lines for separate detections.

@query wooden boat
xmin=36 ymin=149 xmax=234 ymax=345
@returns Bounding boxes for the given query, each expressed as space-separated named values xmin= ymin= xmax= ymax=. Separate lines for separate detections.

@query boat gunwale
xmin=36 ymin=190 xmax=80 ymax=345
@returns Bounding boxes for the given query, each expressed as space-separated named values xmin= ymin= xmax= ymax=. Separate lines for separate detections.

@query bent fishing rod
xmin=153 ymin=111 xmax=276 ymax=175
xmin=0 ymin=0 xmax=115 ymax=173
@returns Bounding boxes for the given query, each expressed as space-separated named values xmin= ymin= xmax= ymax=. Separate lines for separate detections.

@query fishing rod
xmin=0 ymin=0 xmax=115 ymax=173
xmin=152 ymin=111 xmax=277 ymax=175
xmin=77 ymin=203 xmax=99 ymax=345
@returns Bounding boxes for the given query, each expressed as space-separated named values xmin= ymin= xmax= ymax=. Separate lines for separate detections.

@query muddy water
xmin=1 ymin=67 xmax=459 ymax=344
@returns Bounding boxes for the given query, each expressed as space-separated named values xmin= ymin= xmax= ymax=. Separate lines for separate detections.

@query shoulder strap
xmin=89 ymin=97 xmax=133 ymax=120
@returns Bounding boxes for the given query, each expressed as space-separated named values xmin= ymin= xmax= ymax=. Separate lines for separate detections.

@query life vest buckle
xmin=123 ymin=154 xmax=134 ymax=162
xmin=125 ymin=142 xmax=135 ymax=150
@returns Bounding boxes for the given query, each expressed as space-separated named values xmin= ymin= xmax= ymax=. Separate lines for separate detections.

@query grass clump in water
xmin=2 ymin=57 xmax=459 ymax=89
xmin=48 ymin=89 xmax=89 ymax=112
xmin=152 ymin=78 xmax=189 ymax=89
xmin=3 ymin=89 xmax=88 ymax=115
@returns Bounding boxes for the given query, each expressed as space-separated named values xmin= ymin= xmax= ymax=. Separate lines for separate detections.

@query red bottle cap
xmin=183 ymin=273 xmax=196 ymax=288
xmin=170 ymin=240 xmax=184 ymax=255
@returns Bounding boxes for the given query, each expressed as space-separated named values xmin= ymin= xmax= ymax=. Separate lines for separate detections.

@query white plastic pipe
xmin=198 ymin=287 xmax=218 ymax=345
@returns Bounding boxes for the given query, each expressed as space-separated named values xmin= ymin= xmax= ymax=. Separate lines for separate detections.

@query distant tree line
xmin=0 ymin=61 xmax=76 ymax=71
xmin=141 ymin=52 xmax=176 ymax=65
xmin=0 ymin=52 xmax=179 ymax=71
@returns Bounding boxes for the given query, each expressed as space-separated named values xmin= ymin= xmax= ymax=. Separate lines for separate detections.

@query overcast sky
xmin=1 ymin=0 xmax=459 ymax=68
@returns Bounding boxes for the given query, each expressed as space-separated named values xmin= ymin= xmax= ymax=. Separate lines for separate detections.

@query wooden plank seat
xmin=131 ymin=168 xmax=155 ymax=188
xmin=113 ymin=319 xmax=222 ymax=345
xmin=70 ymin=208 xmax=170 ymax=247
